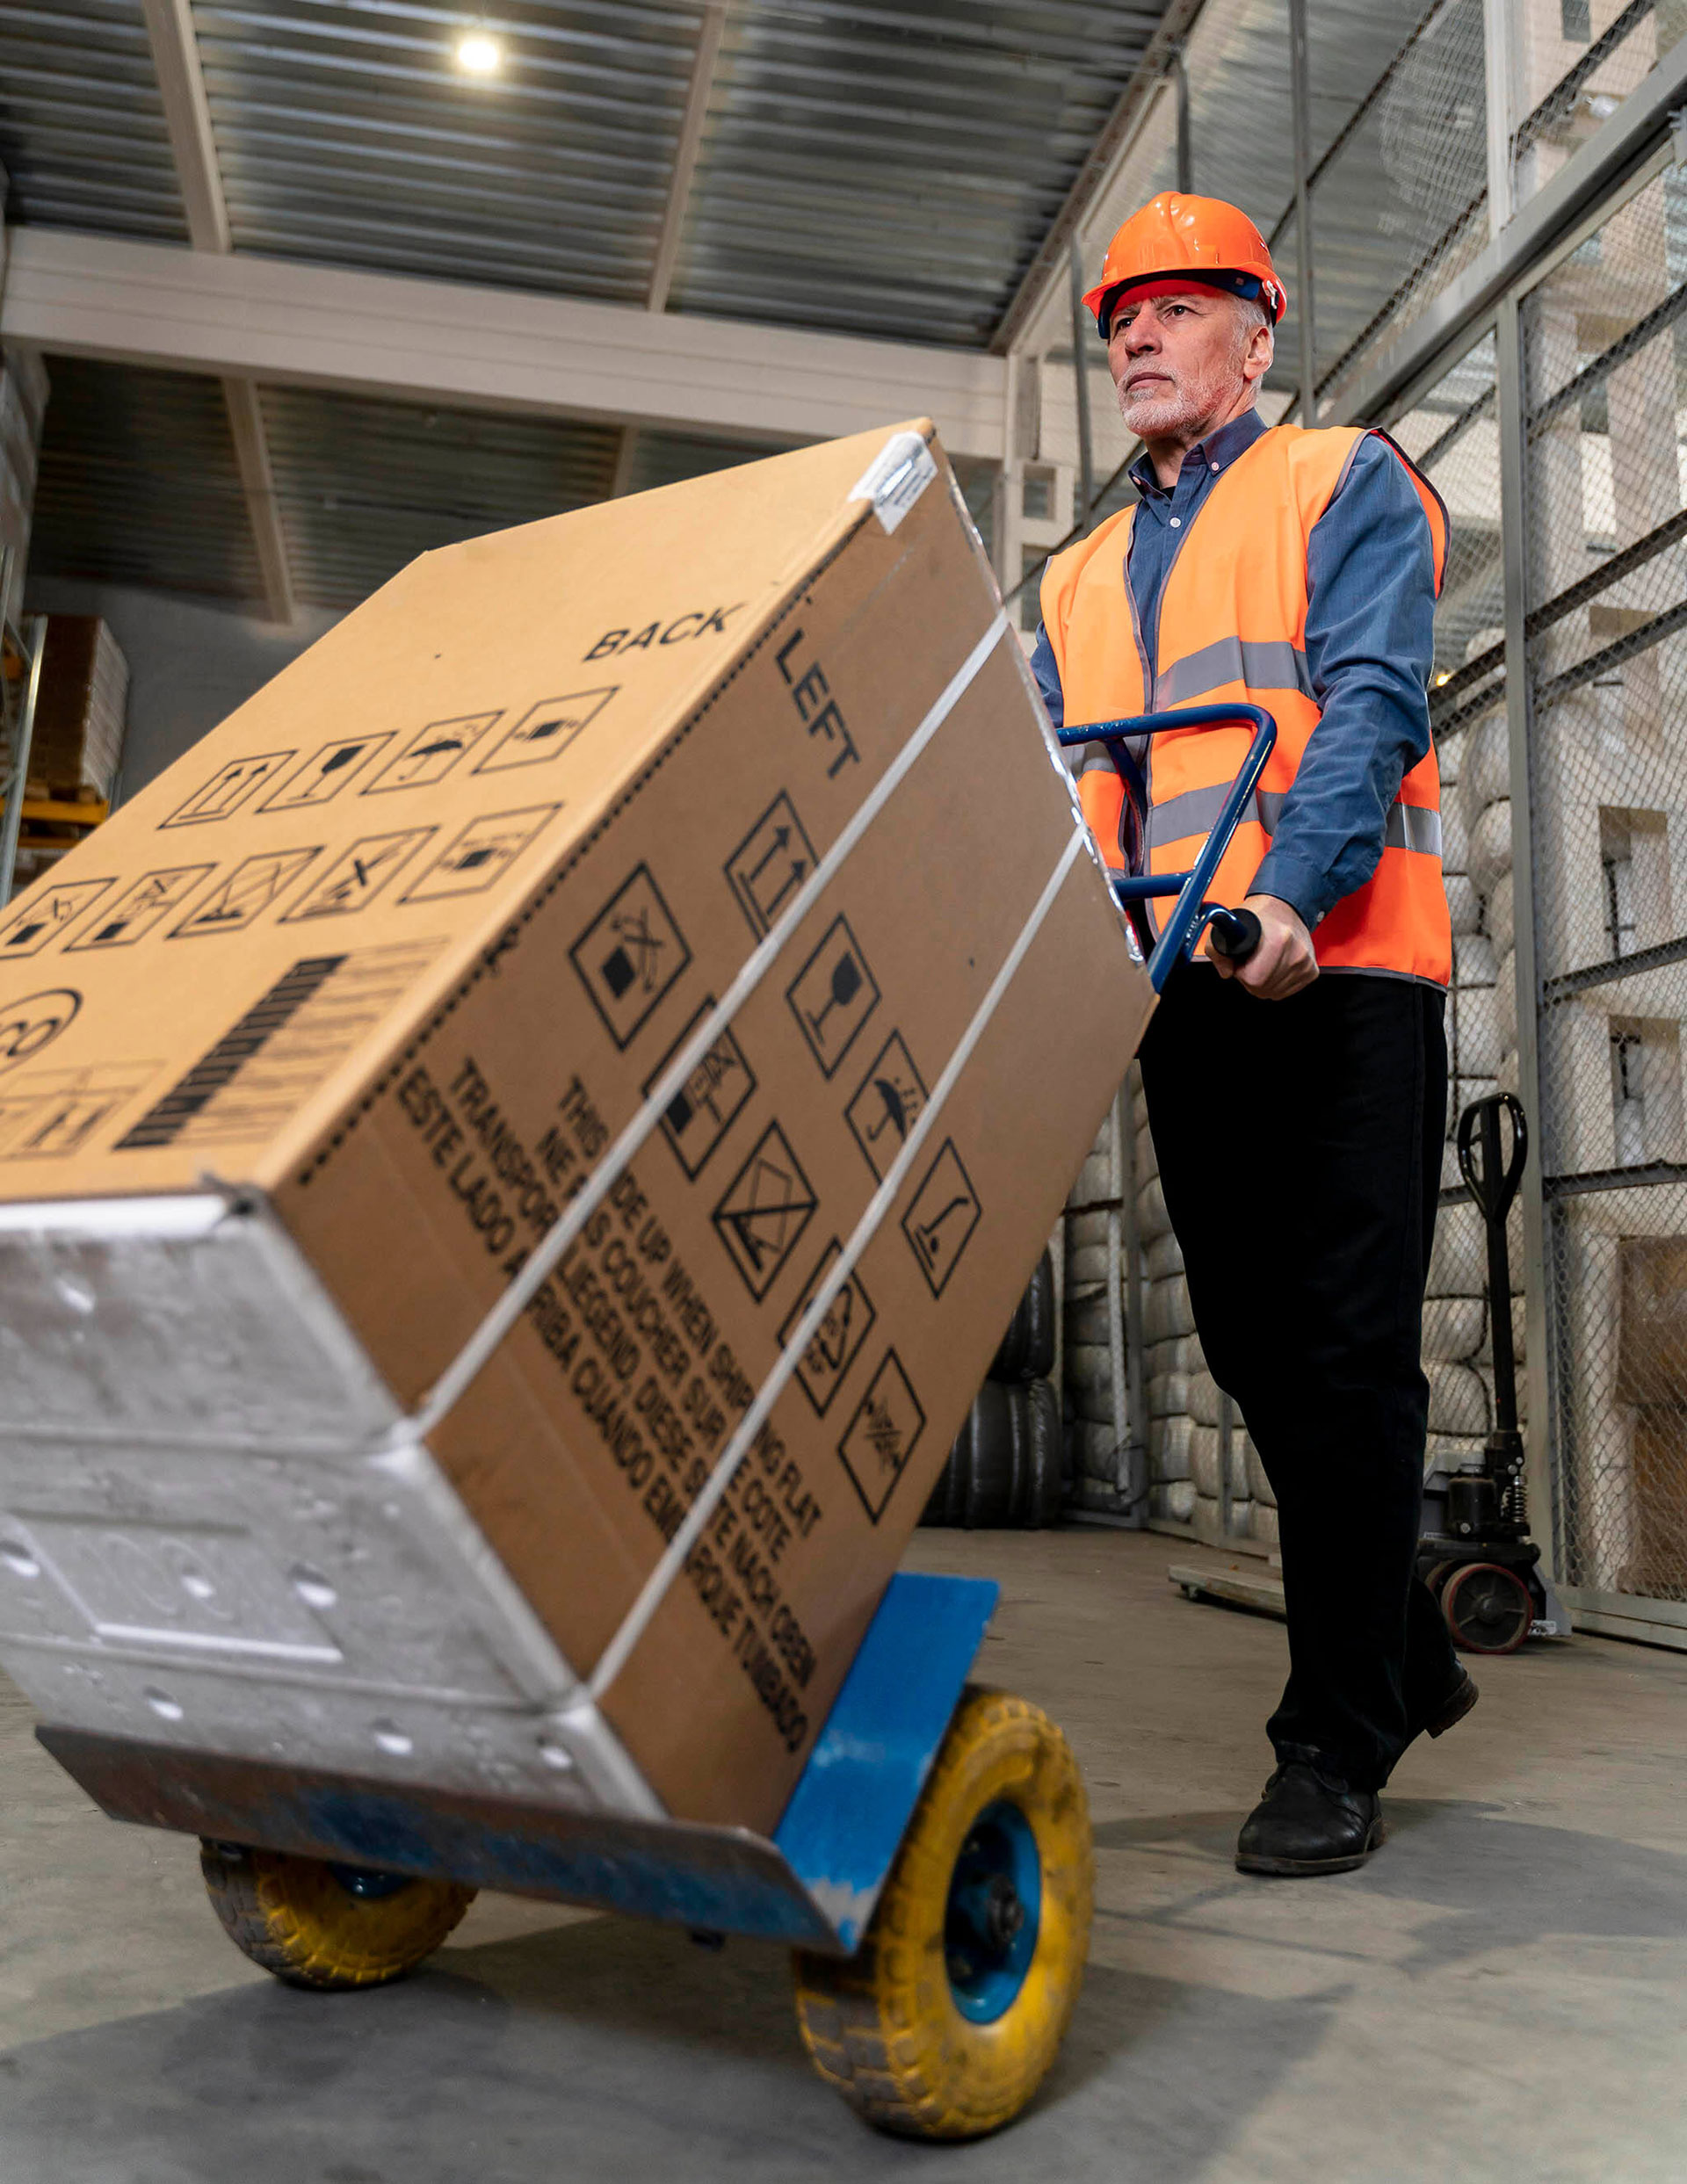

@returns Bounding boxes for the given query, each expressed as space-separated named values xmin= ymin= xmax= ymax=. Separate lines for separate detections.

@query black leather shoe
xmin=1234 ymin=1761 xmax=1385 ymax=1877
xmin=1414 ymin=1666 xmax=1479 ymax=1741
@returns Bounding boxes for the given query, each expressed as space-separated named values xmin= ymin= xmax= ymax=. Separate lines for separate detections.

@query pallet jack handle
xmin=1457 ymin=1093 xmax=1528 ymax=1436
xmin=1056 ymin=704 xmax=1277 ymax=992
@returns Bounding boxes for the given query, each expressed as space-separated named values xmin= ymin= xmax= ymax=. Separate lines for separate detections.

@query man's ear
xmin=1244 ymin=322 xmax=1275 ymax=387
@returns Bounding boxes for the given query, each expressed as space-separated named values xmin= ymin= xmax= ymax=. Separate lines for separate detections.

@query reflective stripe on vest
xmin=1039 ymin=421 xmax=1452 ymax=986
xmin=1157 ymin=635 xmax=1313 ymax=707
xmin=1148 ymin=781 xmax=1444 ymax=859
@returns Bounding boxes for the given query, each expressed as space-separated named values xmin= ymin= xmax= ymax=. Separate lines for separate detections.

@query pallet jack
xmin=1173 ymin=1094 xmax=1570 ymax=1653
xmin=1417 ymin=1092 xmax=1569 ymax=1652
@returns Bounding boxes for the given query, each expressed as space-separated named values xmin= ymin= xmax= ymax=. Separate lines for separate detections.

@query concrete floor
xmin=3 ymin=1528 xmax=1685 ymax=2182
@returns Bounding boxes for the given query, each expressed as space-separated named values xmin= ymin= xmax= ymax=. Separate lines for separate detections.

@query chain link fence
xmin=1513 ymin=0 xmax=1685 ymax=211
xmin=1300 ymin=0 xmax=1492 ymax=417
xmin=1388 ymin=331 xmax=1527 ymax=1477
xmin=1522 ymin=159 xmax=1687 ymax=1601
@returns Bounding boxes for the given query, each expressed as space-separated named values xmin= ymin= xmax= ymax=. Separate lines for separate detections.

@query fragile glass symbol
xmin=805 ymin=952 xmax=863 ymax=1041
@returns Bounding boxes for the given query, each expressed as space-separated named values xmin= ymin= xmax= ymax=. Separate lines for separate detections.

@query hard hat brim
xmin=1084 ymin=268 xmax=1287 ymax=333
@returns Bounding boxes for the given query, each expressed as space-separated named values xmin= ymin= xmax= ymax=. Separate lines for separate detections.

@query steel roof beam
xmin=1 ymin=228 xmax=1008 ymax=462
xmin=141 ymin=0 xmax=296 ymax=625
xmin=611 ymin=426 xmax=641 ymax=498
xmin=139 ymin=0 xmax=228 ymax=253
xmin=221 ymin=375 xmax=296 ymax=626
xmin=648 ymin=0 xmax=728 ymax=314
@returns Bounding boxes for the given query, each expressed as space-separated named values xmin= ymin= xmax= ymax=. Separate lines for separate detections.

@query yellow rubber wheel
xmin=199 ymin=1840 xmax=475 ymax=1991
xmin=792 ymin=1685 xmax=1093 ymax=2140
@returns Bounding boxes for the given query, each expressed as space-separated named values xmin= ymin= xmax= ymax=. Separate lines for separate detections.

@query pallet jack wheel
xmin=199 ymin=1840 xmax=475 ymax=1990
xmin=1440 ymin=1561 xmax=1532 ymax=1655
xmin=791 ymin=1686 xmax=1093 ymax=2140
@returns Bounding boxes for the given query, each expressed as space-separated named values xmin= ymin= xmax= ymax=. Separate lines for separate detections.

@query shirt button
xmin=1169 ymin=517 xmax=1182 ymax=528
xmin=1210 ymin=462 xmax=1220 ymax=472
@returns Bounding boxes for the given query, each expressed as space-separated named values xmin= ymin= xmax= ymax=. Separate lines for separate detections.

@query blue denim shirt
xmin=1030 ymin=409 xmax=1437 ymax=931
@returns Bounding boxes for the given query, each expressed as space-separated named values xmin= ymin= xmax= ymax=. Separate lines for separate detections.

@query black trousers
xmin=1138 ymin=965 xmax=1460 ymax=1790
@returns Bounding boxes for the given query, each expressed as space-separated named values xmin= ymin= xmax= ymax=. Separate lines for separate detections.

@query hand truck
xmin=23 ymin=706 xmax=1275 ymax=2143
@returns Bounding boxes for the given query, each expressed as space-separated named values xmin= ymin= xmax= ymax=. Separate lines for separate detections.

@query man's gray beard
xmin=1117 ymin=370 xmax=1234 ymax=440
xmin=1118 ymin=385 xmax=1188 ymax=437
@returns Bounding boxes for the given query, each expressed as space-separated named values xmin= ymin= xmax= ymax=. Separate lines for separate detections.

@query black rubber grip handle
xmin=1457 ymin=1092 xmax=1528 ymax=1226
xmin=1206 ymin=907 xmax=1263 ymax=965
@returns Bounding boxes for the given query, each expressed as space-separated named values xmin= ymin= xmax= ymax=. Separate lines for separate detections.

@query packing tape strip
xmin=587 ymin=820 xmax=1090 ymax=1703
xmin=405 ymin=606 xmax=1012 ymax=1443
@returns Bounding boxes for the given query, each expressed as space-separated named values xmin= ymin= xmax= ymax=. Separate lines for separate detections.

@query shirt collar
xmin=1128 ymin=406 xmax=1269 ymax=501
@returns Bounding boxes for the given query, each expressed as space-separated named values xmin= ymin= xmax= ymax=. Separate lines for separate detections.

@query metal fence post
xmin=1067 ymin=242 xmax=1096 ymax=529
xmin=1481 ymin=0 xmax=1516 ymax=239
xmin=1495 ymin=290 xmax=1557 ymax=1578
xmin=1287 ymin=0 xmax=1317 ymax=423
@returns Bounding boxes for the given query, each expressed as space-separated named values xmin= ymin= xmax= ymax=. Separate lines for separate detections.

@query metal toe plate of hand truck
xmin=38 ymin=1567 xmax=998 ymax=1958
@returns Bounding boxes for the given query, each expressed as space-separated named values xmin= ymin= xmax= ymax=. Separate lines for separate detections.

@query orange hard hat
xmin=1083 ymin=192 xmax=1286 ymax=336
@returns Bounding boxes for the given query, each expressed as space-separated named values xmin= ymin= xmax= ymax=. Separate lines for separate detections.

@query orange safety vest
xmin=1041 ymin=422 xmax=1452 ymax=985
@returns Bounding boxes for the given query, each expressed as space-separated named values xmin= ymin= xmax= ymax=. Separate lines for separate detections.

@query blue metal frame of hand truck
xmin=1056 ymin=705 xmax=1277 ymax=993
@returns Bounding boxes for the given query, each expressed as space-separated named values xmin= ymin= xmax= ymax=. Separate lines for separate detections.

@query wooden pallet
xmin=4 ymin=785 xmax=111 ymax=870
xmin=1168 ymin=1560 xmax=1287 ymax=1620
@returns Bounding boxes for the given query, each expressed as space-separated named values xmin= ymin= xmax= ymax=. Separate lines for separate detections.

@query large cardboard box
xmin=0 ymin=423 xmax=1148 ymax=1834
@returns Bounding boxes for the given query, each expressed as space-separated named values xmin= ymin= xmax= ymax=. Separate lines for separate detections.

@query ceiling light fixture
xmin=455 ymin=26 xmax=502 ymax=75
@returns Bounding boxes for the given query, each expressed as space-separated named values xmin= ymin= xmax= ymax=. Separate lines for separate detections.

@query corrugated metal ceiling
xmin=26 ymin=362 xmax=780 ymax=613
xmin=671 ymin=1 xmax=1162 ymax=344
xmin=2 ymin=0 xmax=1170 ymax=346
xmin=260 ymin=384 xmax=624 ymax=606
xmin=0 ymin=0 xmax=187 ymax=240
xmin=193 ymin=0 xmax=696 ymax=300
xmin=29 ymin=356 xmax=260 ymax=600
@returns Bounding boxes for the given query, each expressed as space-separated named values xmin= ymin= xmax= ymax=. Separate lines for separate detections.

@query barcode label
xmin=116 ymin=940 xmax=443 ymax=1150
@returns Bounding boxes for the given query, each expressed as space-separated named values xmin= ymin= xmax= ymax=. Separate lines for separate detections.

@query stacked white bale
xmin=1062 ymin=1112 xmax=1135 ymax=1515
xmin=1426 ymin=679 xmax=1527 ymax=1476
xmin=1185 ymin=1367 xmax=1264 ymax=1544
xmin=1130 ymin=1073 xmax=1202 ymax=1530
xmin=1064 ymin=1071 xmax=1283 ymax=1546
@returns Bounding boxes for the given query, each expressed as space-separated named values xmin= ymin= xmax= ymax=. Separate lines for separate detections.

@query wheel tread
xmin=792 ymin=1685 xmax=1093 ymax=2140
xmin=199 ymin=1843 xmax=474 ymax=1990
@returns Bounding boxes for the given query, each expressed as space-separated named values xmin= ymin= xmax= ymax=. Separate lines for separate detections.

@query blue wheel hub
xmin=327 ymin=1862 xmax=412 ymax=1902
xmin=944 ymin=1798 xmax=1040 ymax=2023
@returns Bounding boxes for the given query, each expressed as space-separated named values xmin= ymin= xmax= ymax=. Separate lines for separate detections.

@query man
xmin=1033 ymin=192 xmax=1475 ymax=1877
